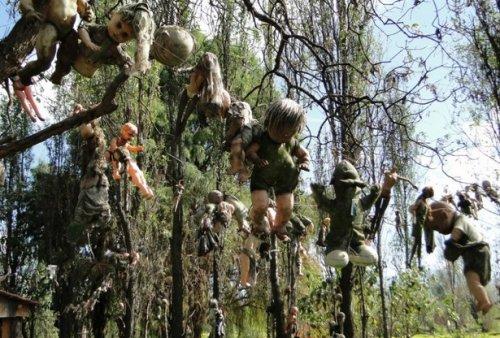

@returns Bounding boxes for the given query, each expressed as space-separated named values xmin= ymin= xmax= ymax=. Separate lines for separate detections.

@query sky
xmin=0 ymin=0 xmax=498 ymax=282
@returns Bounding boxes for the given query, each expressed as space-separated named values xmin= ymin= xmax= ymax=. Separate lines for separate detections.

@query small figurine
xmin=316 ymin=217 xmax=330 ymax=247
xmin=246 ymin=98 xmax=310 ymax=241
xmin=185 ymin=52 xmax=231 ymax=120
xmin=107 ymin=122 xmax=154 ymax=199
xmin=50 ymin=2 xmax=154 ymax=84
xmin=209 ymin=299 xmax=226 ymax=337
xmin=225 ymin=101 xmax=256 ymax=182
xmin=289 ymin=212 xmax=313 ymax=276
xmin=468 ymin=183 xmax=484 ymax=210
xmin=409 ymin=186 xmax=434 ymax=268
xmin=285 ymin=306 xmax=299 ymax=337
xmin=426 ymin=201 xmax=492 ymax=315
xmin=311 ymin=160 xmax=380 ymax=268
xmin=370 ymin=166 xmax=417 ymax=237
xmin=69 ymin=104 xmax=111 ymax=243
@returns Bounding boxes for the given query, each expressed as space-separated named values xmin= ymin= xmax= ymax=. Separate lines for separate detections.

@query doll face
xmin=121 ymin=127 xmax=136 ymax=141
xmin=108 ymin=13 xmax=134 ymax=43
xmin=267 ymin=124 xmax=300 ymax=144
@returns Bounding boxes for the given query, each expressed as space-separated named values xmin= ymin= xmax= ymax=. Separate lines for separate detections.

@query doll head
xmin=322 ymin=217 xmax=331 ymax=227
xmin=109 ymin=3 xmax=155 ymax=72
xmin=120 ymin=123 xmax=138 ymax=140
xmin=199 ymin=52 xmax=224 ymax=101
xmin=425 ymin=201 xmax=456 ymax=234
xmin=263 ymin=98 xmax=306 ymax=144
xmin=421 ymin=186 xmax=434 ymax=199
xmin=289 ymin=306 xmax=299 ymax=316
xmin=207 ymin=190 xmax=224 ymax=204
xmin=330 ymin=160 xmax=366 ymax=198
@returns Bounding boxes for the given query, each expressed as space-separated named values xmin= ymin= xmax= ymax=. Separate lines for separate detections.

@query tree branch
xmin=0 ymin=72 xmax=129 ymax=158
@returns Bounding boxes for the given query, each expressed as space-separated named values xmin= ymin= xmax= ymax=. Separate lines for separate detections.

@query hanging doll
xmin=408 ymin=186 xmax=434 ymax=268
xmin=13 ymin=0 xmax=93 ymax=119
xmin=239 ymin=199 xmax=276 ymax=288
xmin=185 ymin=52 xmax=231 ymax=120
xmin=106 ymin=122 xmax=154 ymax=199
xmin=456 ymin=190 xmax=478 ymax=220
xmin=468 ymin=183 xmax=484 ymax=210
xmin=225 ymin=101 xmax=256 ymax=182
xmin=50 ymin=2 xmax=155 ymax=84
xmin=246 ymin=98 xmax=310 ymax=241
xmin=311 ymin=160 xmax=380 ymax=268
xmin=289 ymin=208 xmax=314 ymax=276
xmin=425 ymin=201 xmax=492 ymax=315
xmin=151 ymin=25 xmax=195 ymax=67
xmin=285 ymin=306 xmax=299 ymax=337
xmin=316 ymin=217 xmax=330 ymax=247
xmin=69 ymin=104 xmax=111 ymax=244
xmin=370 ymin=166 xmax=417 ymax=237
xmin=481 ymin=180 xmax=499 ymax=206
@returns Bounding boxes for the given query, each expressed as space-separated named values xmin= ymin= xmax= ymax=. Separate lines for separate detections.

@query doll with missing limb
xmin=311 ymin=160 xmax=381 ymax=268
xmin=246 ymin=98 xmax=310 ymax=241
xmin=69 ymin=104 xmax=111 ymax=244
xmin=425 ymin=201 xmax=492 ymax=315
xmin=409 ymin=186 xmax=434 ymax=268
xmin=185 ymin=52 xmax=231 ymax=120
xmin=225 ymin=101 xmax=256 ymax=182
xmin=107 ymin=122 xmax=154 ymax=199
xmin=50 ymin=2 xmax=154 ymax=84
xmin=370 ymin=166 xmax=417 ymax=237
xmin=13 ymin=0 xmax=93 ymax=119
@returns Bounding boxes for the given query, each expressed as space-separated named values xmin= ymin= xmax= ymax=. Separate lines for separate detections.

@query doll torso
xmin=253 ymin=132 xmax=299 ymax=179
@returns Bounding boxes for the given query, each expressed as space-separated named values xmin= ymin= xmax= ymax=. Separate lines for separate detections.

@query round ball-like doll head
xmin=264 ymin=98 xmax=306 ymax=144
xmin=151 ymin=25 xmax=195 ymax=66
xmin=108 ymin=12 xmax=135 ymax=43
xmin=121 ymin=123 xmax=138 ymax=140
xmin=322 ymin=217 xmax=331 ymax=226
xmin=290 ymin=306 xmax=299 ymax=316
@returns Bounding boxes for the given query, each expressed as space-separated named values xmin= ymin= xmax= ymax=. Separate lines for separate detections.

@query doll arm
xmin=293 ymin=144 xmax=310 ymax=171
xmin=127 ymin=144 xmax=144 ymax=153
xmin=76 ymin=0 xmax=94 ymax=22
xmin=246 ymin=142 xmax=268 ymax=167
xmin=78 ymin=26 xmax=100 ymax=52
xmin=310 ymin=183 xmax=334 ymax=213
xmin=360 ymin=184 xmax=381 ymax=210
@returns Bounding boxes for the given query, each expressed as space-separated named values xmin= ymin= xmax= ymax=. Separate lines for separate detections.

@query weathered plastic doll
xmin=285 ymin=306 xmax=299 ymax=337
xmin=370 ymin=166 xmax=417 ymax=236
xmin=409 ymin=186 xmax=434 ymax=267
xmin=50 ymin=2 xmax=154 ymax=84
xmin=316 ymin=217 xmax=330 ymax=247
xmin=246 ymin=98 xmax=310 ymax=241
xmin=185 ymin=52 xmax=231 ymax=120
xmin=426 ymin=201 xmax=492 ymax=315
xmin=311 ymin=160 xmax=380 ymax=268
xmin=107 ymin=122 xmax=153 ymax=199
xmin=225 ymin=101 xmax=256 ymax=182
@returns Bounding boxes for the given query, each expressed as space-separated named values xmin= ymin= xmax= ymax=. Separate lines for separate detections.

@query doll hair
xmin=198 ymin=52 xmax=225 ymax=106
xmin=117 ymin=2 xmax=155 ymax=73
xmin=263 ymin=98 xmax=306 ymax=136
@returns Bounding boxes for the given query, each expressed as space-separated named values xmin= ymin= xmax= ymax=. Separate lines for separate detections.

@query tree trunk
xmin=376 ymin=231 xmax=389 ymax=338
xmin=339 ymin=263 xmax=354 ymax=338
xmin=269 ymin=235 xmax=286 ymax=338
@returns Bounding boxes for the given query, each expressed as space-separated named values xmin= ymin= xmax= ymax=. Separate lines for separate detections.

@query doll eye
xmin=117 ymin=22 xmax=122 ymax=29
xmin=122 ymin=32 xmax=129 ymax=39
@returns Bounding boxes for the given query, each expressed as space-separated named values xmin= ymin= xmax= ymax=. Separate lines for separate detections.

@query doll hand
xmin=298 ymin=163 xmax=310 ymax=172
xmin=136 ymin=145 xmax=144 ymax=152
xmin=256 ymin=159 xmax=269 ymax=167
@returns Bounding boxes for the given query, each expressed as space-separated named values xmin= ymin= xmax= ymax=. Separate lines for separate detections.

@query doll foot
xmin=273 ymin=224 xmax=290 ymax=242
xmin=141 ymin=188 xmax=154 ymax=200
xmin=112 ymin=172 xmax=122 ymax=181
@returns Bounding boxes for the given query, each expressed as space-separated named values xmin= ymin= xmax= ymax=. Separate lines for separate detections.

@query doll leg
xmin=23 ymin=86 xmax=44 ymax=121
xmin=465 ymin=271 xmax=492 ymax=314
xmin=250 ymin=190 xmax=270 ymax=234
xmin=50 ymin=30 xmax=79 ymax=85
xmin=229 ymin=137 xmax=243 ymax=175
xmin=274 ymin=193 xmax=293 ymax=241
xmin=111 ymin=159 xmax=121 ymax=181
xmin=127 ymin=161 xmax=154 ymax=199
xmin=18 ymin=24 xmax=58 ymax=86
xmin=239 ymin=236 xmax=257 ymax=287
xmin=13 ymin=88 xmax=37 ymax=122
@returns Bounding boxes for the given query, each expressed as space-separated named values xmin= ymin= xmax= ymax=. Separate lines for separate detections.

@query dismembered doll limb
xmin=13 ymin=85 xmax=44 ymax=122
xmin=239 ymin=235 xmax=259 ymax=287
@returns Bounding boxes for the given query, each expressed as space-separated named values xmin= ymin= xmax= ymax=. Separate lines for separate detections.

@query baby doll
xmin=107 ymin=122 xmax=153 ymax=199
xmin=246 ymin=98 xmax=310 ymax=241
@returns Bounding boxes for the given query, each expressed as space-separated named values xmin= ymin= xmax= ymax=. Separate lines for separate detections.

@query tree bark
xmin=269 ymin=235 xmax=286 ymax=338
xmin=376 ymin=231 xmax=389 ymax=338
xmin=339 ymin=263 xmax=354 ymax=338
